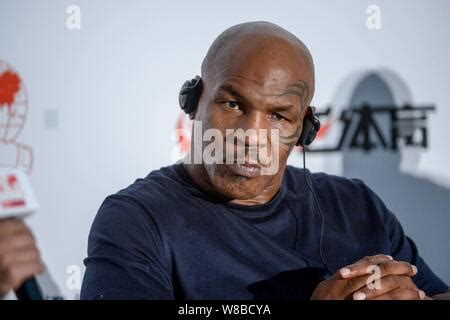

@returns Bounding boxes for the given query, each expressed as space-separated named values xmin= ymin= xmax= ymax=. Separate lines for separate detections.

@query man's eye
xmin=271 ymin=113 xmax=286 ymax=121
xmin=224 ymin=101 xmax=240 ymax=110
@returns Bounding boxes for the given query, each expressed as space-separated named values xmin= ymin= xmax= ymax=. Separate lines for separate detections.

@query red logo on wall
xmin=0 ymin=60 xmax=33 ymax=174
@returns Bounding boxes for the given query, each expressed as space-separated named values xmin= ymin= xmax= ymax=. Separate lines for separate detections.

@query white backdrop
xmin=1 ymin=0 xmax=449 ymax=299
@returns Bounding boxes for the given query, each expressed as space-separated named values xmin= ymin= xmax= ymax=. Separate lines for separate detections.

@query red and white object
xmin=0 ymin=168 xmax=38 ymax=218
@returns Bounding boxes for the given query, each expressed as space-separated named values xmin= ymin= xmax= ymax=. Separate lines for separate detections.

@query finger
xmin=0 ymin=225 xmax=34 ymax=244
xmin=377 ymin=260 xmax=417 ymax=278
xmin=0 ymin=276 xmax=15 ymax=297
xmin=2 ymin=247 xmax=41 ymax=266
xmin=338 ymin=254 xmax=393 ymax=278
xmin=340 ymin=257 xmax=416 ymax=280
xmin=0 ymin=233 xmax=37 ymax=254
xmin=0 ymin=258 xmax=44 ymax=294
xmin=338 ymin=275 xmax=373 ymax=298
xmin=352 ymin=275 xmax=417 ymax=300
xmin=0 ymin=219 xmax=28 ymax=237
xmin=338 ymin=261 xmax=417 ymax=299
xmin=0 ymin=242 xmax=42 ymax=266
xmin=371 ymin=288 xmax=426 ymax=300
xmin=9 ymin=261 xmax=45 ymax=291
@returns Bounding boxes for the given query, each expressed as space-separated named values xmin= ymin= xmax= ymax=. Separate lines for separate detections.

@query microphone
xmin=0 ymin=168 xmax=43 ymax=300
xmin=15 ymin=277 xmax=43 ymax=300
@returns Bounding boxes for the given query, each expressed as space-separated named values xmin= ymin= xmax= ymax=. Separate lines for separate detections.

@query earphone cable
xmin=302 ymin=149 xmax=333 ymax=276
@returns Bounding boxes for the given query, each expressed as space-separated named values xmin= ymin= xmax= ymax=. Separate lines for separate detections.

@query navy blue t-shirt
xmin=80 ymin=164 xmax=448 ymax=299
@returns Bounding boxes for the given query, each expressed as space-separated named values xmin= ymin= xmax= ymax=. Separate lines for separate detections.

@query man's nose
xmin=237 ymin=110 xmax=270 ymax=146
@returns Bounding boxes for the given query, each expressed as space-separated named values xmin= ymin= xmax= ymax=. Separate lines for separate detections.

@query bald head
xmin=201 ymin=21 xmax=315 ymax=98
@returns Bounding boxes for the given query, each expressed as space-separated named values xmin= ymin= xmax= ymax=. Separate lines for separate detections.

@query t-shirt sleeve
xmin=360 ymin=181 xmax=449 ymax=297
xmin=80 ymin=194 xmax=174 ymax=299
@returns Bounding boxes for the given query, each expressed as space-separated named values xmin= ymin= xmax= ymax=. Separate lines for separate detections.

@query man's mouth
xmin=226 ymin=162 xmax=261 ymax=178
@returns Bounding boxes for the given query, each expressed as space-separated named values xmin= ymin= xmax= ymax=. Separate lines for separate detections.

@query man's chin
xmin=207 ymin=165 xmax=265 ymax=201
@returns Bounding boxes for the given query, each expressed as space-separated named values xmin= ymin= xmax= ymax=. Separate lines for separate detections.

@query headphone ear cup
xmin=296 ymin=107 xmax=321 ymax=146
xmin=296 ymin=119 xmax=313 ymax=146
xmin=179 ymin=80 xmax=192 ymax=112
xmin=304 ymin=127 xmax=318 ymax=145
xmin=179 ymin=76 xmax=203 ymax=115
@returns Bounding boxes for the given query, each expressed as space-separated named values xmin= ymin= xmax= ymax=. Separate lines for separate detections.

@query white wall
xmin=1 ymin=0 xmax=449 ymax=299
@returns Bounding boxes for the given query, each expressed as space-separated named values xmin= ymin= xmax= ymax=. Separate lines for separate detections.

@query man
xmin=80 ymin=21 xmax=449 ymax=300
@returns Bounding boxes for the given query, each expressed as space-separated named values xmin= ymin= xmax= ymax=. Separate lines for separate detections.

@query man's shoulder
xmin=98 ymin=163 xmax=186 ymax=217
xmin=285 ymin=165 xmax=367 ymax=196
xmin=116 ymin=163 xmax=184 ymax=200
xmin=89 ymin=164 xmax=187 ymax=241
xmin=285 ymin=165 xmax=392 ymax=225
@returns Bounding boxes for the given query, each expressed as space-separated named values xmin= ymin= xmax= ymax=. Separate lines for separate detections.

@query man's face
xmin=193 ymin=41 xmax=314 ymax=202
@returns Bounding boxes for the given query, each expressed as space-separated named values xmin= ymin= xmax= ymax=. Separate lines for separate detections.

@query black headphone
xmin=179 ymin=76 xmax=321 ymax=147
